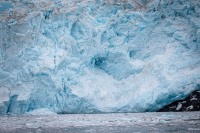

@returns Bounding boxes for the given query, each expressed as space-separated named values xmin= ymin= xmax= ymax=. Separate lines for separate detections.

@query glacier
xmin=0 ymin=0 xmax=200 ymax=114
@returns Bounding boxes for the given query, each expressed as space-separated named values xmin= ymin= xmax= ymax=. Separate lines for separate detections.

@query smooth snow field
xmin=0 ymin=112 xmax=200 ymax=133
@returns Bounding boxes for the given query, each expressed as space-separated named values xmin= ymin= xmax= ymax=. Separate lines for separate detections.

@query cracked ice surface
xmin=0 ymin=112 xmax=200 ymax=133
xmin=0 ymin=0 xmax=200 ymax=114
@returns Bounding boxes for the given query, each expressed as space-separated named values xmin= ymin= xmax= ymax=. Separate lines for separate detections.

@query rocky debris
xmin=158 ymin=91 xmax=200 ymax=112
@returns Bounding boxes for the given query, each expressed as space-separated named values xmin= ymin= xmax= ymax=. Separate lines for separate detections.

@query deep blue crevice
xmin=6 ymin=95 xmax=18 ymax=113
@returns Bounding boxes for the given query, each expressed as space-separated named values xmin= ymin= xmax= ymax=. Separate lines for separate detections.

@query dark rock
xmin=158 ymin=91 xmax=200 ymax=112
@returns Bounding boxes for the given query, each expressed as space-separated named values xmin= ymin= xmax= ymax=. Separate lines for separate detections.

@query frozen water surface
xmin=0 ymin=0 xmax=200 ymax=114
xmin=0 ymin=112 xmax=200 ymax=133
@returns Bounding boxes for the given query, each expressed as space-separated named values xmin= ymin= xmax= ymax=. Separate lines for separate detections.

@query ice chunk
xmin=176 ymin=103 xmax=182 ymax=111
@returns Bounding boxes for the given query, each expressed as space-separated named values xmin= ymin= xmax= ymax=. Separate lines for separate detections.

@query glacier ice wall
xmin=0 ymin=0 xmax=200 ymax=114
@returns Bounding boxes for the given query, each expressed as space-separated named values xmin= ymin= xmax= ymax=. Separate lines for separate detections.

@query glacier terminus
xmin=0 ymin=0 xmax=200 ymax=114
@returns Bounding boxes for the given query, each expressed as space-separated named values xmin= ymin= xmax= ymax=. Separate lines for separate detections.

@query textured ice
xmin=0 ymin=2 xmax=12 ymax=13
xmin=0 ymin=0 xmax=200 ymax=114
xmin=0 ymin=112 xmax=200 ymax=132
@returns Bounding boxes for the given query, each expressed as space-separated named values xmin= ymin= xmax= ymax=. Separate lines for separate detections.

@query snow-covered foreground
xmin=0 ymin=112 xmax=200 ymax=133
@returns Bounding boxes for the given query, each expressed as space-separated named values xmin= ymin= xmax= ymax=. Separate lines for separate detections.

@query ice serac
xmin=0 ymin=0 xmax=200 ymax=114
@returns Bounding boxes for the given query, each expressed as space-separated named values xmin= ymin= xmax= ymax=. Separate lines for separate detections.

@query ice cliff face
xmin=0 ymin=0 xmax=200 ymax=114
